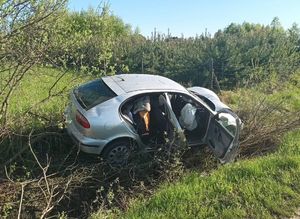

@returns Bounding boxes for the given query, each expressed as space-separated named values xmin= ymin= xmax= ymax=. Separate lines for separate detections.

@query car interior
xmin=121 ymin=92 xmax=211 ymax=146
xmin=121 ymin=93 xmax=172 ymax=144
xmin=169 ymin=93 xmax=210 ymax=145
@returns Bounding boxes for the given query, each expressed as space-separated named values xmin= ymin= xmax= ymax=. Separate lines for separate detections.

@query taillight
xmin=76 ymin=110 xmax=90 ymax=128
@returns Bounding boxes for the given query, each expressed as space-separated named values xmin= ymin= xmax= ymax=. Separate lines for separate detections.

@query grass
xmin=220 ymin=71 xmax=300 ymax=157
xmin=222 ymin=72 xmax=300 ymax=111
xmin=108 ymin=130 xmax=300 ymax=219
xmin=0 ymin=67 xmax=92 ymax=168
xmin=1 ymin=67 xmax=300 ymax=218
xmin=4 ymin=67 xmax=92 ymax=129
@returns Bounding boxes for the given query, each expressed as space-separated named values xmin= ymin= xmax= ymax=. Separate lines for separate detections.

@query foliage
xmin=112 ymin=18 xmax=300 ymax=89
xmin=47 ymin=5 xmax=133 ymax=75
xmin=117 ymin=130 xmax=300 ymax=219
xmin=0 ymin=67 xmax=91 ymax=165
xmin=0 ymin=0 xmax=66 ymax=130
xmin=1 ymin=2 xmax=300 ymax=219
xmin=223 ymin=71 xmax=300 ymax=157
xmin=2 ymin=2 xmax=300 ymax=88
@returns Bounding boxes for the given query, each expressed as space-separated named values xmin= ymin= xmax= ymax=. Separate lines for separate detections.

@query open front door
xmin=206 ymin=109 xmax=241 ymax=163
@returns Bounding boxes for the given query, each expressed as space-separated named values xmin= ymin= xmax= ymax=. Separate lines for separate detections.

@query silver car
xmin=64 ymin=74 xmax=242 ymax=165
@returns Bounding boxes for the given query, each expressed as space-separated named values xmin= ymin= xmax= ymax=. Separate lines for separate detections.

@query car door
xmin=205 ymin=108 xmax=242 ymax=163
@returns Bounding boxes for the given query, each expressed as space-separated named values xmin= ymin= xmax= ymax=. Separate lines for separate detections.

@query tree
xmin=0 ymin=0 xmax=66 ymax=127
xmin=47 ymin=5 xmax=133 ymax=75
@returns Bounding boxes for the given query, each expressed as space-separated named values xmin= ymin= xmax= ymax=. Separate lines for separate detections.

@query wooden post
xmin=210 ymin=58 xmax=214 ymax=89
xmin=142 ymin=51 xmax=144 ymax=74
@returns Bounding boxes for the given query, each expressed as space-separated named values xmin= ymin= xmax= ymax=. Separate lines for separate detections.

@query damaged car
xmin=64 ymin=74 xmax=242 ymax=166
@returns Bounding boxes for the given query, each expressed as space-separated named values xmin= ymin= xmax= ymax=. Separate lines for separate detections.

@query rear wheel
xmin=102 ymin=139 xmax=133 ymax=167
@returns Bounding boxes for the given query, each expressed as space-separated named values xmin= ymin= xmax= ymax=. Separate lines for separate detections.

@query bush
xmin=222 ymin=72 xmax=300 ymax=157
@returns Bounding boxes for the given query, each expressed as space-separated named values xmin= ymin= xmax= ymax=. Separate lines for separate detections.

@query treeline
xmin=1 ymin=1 xmax=300 ymax=90
xmin=49 ymin=6 xmax=300 ymax=89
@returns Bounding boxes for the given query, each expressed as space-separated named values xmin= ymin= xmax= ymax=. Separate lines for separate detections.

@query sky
xmin=68 ymin=0 xmax=300 ymax=37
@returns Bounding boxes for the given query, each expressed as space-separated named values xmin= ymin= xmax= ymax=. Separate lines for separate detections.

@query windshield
xmin=188 ymin=90 xmax=216 ymax=112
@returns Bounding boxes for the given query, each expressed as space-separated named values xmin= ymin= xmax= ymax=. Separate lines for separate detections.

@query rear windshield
xmin=74 ymin=79 xmax=116 ymax=110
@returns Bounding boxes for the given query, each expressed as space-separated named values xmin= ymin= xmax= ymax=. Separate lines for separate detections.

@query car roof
xmin=102 ymin=74 xmax=187 ymax=95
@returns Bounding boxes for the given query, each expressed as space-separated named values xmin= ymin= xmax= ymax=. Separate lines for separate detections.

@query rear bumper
xmin=64 ymin=108 xmax=108 ymax=155
xmin=67 ymin=129 xmax=103 ymax=154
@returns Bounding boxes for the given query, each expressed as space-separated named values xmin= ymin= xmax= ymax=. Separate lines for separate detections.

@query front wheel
xmin=102 ymin=139 xmax=133 ymax=167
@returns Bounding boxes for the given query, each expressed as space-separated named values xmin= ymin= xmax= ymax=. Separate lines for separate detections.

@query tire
xmin=102 ymin=139 xmax=132 ymax=167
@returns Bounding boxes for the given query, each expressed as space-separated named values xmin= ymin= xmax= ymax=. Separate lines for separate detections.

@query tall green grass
xmin=0 ymin=67 xmax=92 ymax=166
xmin=110 ymin=130 xmax=300 ymax=219
xmin=4 ymin=67 xmax=92 ymax=129
xmin=2 ymin=67 xmax=300 ymax=218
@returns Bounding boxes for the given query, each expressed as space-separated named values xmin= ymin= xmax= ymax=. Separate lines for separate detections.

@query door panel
xmin=206 ymin=110 xmax=241 ymax=163
xmin=207 ymin=119 xmax=234 ymax=158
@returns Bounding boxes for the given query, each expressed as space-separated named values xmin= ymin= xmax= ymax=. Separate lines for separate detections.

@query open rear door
xmin=206 ymin=109 xmax=241 ymax=163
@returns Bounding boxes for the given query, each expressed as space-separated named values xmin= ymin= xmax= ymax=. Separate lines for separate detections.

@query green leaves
xmin=47 ymin=5 xmax=132 ymax=75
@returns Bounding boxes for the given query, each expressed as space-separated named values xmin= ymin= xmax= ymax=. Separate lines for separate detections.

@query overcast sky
xmin=68 ymin=0 xmax=300 ymax=37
